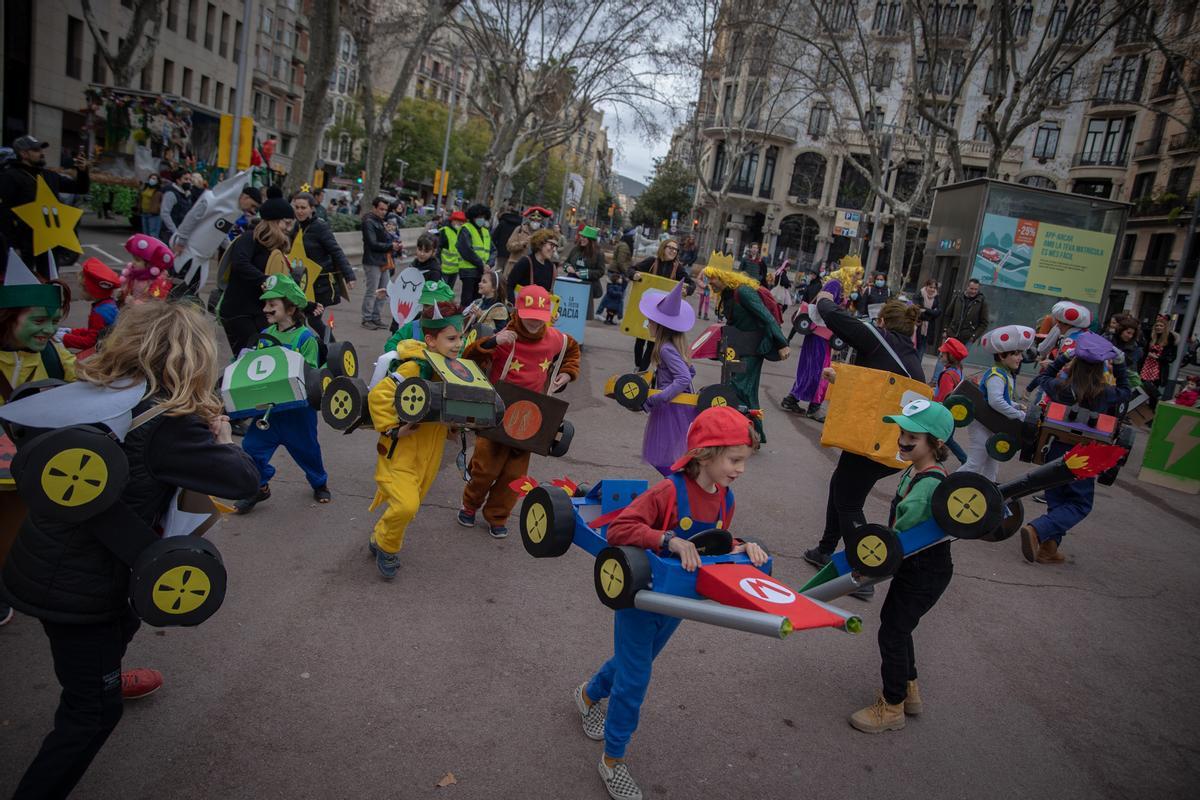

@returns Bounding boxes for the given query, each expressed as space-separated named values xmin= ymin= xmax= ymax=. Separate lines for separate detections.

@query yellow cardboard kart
xmin=820 ymin=363 xmax=932 ymax=468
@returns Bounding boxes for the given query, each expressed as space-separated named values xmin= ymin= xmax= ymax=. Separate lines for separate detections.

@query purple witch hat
xmin=638 ymin=280 xmax=696 ymax=333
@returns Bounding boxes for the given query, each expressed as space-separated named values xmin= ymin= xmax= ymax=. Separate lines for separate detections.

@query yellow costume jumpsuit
xmin=367 ymin=339 xmax=449 ymax=554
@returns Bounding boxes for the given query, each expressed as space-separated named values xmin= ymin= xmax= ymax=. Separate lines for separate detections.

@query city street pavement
xmin=3 ymin=228 xmax=1200 ymax=799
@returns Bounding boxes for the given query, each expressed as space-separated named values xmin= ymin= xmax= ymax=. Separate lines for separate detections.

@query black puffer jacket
xmin=0 ymin=402 xmax=259 ymax=624
xmin=296 ymin=217 xmax=354 ymax=305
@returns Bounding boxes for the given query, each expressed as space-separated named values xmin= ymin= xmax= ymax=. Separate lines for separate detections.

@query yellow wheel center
xmin=621 ymin=382 xmax=640 ymax=400
xmin=856 ymin=535 xmax=887 ymax=567
xmin=152 ymin=566 xmax=212 ymax=614
xmin=344 ymin=352 xmax=357 ymax=376
xmin=525 ymin=503 xmax=548 ymax=543
xmin=994 ymin=440 xmax=1011 ymax=453
xmin=951 ymin=405 xmax=968 ymax=420
xmin=949 ymin=487 xmax=986 ymax=521
xmin=710 ymin=396 xmax=728 ymax=407
xmin=330 ymin=390 xmax=352 ymax=419
xmin=400 ymin=385 xmax=427 ymax=413
xmin=600 ymin=559 xmax=625 ymax=598
xmin=42 ymin=448 xmax=108 ymax=507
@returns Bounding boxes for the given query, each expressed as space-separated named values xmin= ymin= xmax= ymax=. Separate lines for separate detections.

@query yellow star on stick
xmin=287 ymin=233 xmax=323 ymax=302
xmin=12 ymin=176 xmax=84 ymax=255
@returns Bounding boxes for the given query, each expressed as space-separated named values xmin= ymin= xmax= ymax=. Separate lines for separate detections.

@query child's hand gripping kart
xmin=0 ymin=380 xmax=233 ymax=627
xmin=518 ymin=479 xmax=862 ymax=638
xmin=800 ymin=443 xmax=1128 ymax=602
xmin=222 ymin=334 xmax=358 ymax=430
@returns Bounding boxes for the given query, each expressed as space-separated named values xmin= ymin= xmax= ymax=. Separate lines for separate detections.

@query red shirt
xmin=607 ymin=474 xmax=735 ymax=550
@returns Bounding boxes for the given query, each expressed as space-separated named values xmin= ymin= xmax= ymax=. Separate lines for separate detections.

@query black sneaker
xmin=850 ymin=584 xmax=876 ymax=601
xmin=803 ymin=547 xmax=831 ymax=568
xmin=781 ymin=395 xmax=802 ymax=414
xmin=235 ymin=485 xmax=271 ymax=514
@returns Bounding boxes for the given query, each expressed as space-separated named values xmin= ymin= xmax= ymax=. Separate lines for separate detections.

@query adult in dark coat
xmin=491 ymin=206 xmax=523 ymax=275
xmin=803 ymin=295 xmax=925 ymax=600
xmin=630 ymin=239 xmax=695 ymax=370
xmin=942 ymin=278 xmax=990 ymax=344
xmin=0 ymin=134 xmax=90 ymax=278
xmin=218 ymin=191 xmax=296 ymax=353
xmin=292 ymin=191 xmax=355 ymax=339
xmin=360 ymin=196 xmax=398 ymax=329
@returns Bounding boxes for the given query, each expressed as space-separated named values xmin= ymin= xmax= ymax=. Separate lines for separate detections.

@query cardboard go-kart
xmin=221 ymin=334 xmax=360 ymax=431
xmin=791 ymin=302 xmax=848 ymax=352
xmin=518 ymin=478 xmax=862 ymax=639
xmin=0 ymin=380 xmax=232 ymax=627
xmin=946 ymin=378 xmax=1134 ymax=485
xmin=801 ymin=442 xmax=1127 ymax=602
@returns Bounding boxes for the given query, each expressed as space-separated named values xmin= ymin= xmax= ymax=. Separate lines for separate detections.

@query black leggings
xmin=14 ymin=608 xmax=140 ymax=799
xmin=817 ymin=450 xmax=900 ymax=554
xmin=458 ymin=271 xmax=480 ymax=308
xmin=878 ymin=542 xmax=953 ymax=704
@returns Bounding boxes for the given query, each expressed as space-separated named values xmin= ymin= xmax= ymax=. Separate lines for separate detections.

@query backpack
xmin=734 ymin=285 xmax=784 ymax=325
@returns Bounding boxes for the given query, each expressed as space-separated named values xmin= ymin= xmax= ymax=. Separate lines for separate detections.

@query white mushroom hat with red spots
xmin=980 ymin=324 xmax=1036 ymax=354
xmin=1051 ymin=300 xmax=1091 ymax=329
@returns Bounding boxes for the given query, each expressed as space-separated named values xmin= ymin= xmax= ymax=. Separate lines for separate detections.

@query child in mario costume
xmin=574 ymin=406 xmax=766 ymax=800
xmin=59 ymin=258 xmax=120 ymax=351
xmin=367 ymin=302 xmax=464 ymax=580
xmin=958 ymin=324 xmax=1035 ymax=482
xmin=458 ymin=285 xmax=580 ymax=538
xmin=235 ymin=274 xmax=331 ymax=512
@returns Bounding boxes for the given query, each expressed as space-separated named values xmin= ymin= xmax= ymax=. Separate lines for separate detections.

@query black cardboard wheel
xmin=394 ymin=377 xmax=434 ymax=423
xmin=797 ymin=315 xmax=813 ymax=334
xmin=945 ymin=394 xmax=974 ymax=428
xmin=931 ymin=472 xmax=1004 ymax=540
xmin=548 ymin=420 xmax=574 ymax=458
xmin=326 ymin=341 xmax=359 ymax=378
xmin=982 ymin=497 xmax=1024 ymax=543
xmin=304 ymin=367 xmax=326 ymax=408
xmin=986 ymin=432 xmax=1018 ymax=461
xmin=845 ymin=523 xmax=903 ymax=577
xmin=13 ymin=427 xmax=128 ymax=523
xmin=830 ymin=336 xmax=848 ymax=352
xmin=321 ymin=376 xmax=368 ymax=431
xmin=614 ymin=373 xmax=649 ymax=411
xmin=696 ymin=384 xmax=739 ymax=410
xmin=594 ymin=546 xmax=652 ymax=610
xmin=129 ymin=536 xmax=226 ymax=627
xmin=519 ymin=486 xmax=576 ymax=558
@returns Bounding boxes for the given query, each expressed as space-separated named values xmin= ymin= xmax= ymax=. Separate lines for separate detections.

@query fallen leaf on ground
xmin=435 ymin=772 xmax=457 ymax=788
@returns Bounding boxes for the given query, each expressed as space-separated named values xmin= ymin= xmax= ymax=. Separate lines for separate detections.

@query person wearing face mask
xmin=491 ymin=203 xmax=524 ymax=276
xmin=863 ymin=272 xmax=891 ymax=312
xmin=455 ymin=203 xmax=493 ymax=307
xmin=503 ymin=206 xmax=553 ymax=267
xmin=158 ymin=171 xmax=194 ymax=245
xmin=139 ymin=176 xmax=164 ymax=239
xmin=0 ymin=134 xmax=90 ymax=278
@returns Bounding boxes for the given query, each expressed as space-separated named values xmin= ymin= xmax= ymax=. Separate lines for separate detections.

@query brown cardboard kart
xmin=479 ymin=382 xmax=570 ymax=456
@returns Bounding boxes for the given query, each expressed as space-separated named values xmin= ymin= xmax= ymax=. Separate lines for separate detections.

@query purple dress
xmin=789 ymin=334 xmax=831 ymax=404
xmin=641 ymin=343 xmax=697 ymax=476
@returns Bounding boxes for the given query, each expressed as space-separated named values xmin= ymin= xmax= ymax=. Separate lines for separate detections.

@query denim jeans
xmin=141 ymin=214 xmax=161 ymax=239
xmin=360 ymin=264 xmax=388 ymax=323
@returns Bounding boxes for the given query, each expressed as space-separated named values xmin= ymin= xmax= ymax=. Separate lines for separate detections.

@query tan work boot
xmin=1036 ymin=539 xmax=1065 ymax=564
xmin=849 ymin=692 xmax=906 ymax=734
xmin=1020 ymin=525 xmax=1039 ymax=563
xmin=904 ymin=680 xmax=923 ymax=716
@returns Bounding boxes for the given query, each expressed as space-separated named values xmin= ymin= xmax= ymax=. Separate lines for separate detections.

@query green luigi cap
xmin=420 ymin=280 xmax=454 ymax=305
xmin=260 ymin=273 xmax=308 ymax=308
xmin=580 ymin=226 xmax=599 ymax=240
xmin=883 ymin=395 xmax=954 ymax=442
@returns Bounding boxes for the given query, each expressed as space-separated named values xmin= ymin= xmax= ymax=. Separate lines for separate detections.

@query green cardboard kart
xmin=221 ymin=339 xmax=324 ymax=429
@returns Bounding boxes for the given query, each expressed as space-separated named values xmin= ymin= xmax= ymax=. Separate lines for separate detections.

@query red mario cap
xmin=937 ymin=337 xmax=969 ymax=361
xmin=449 ymin=210 xmax=467 ymax=223
xmin=669 ymin=406 xmax=756 ymax=472
xmin=81 ymin=257 xmax=120 ymax=300
xmin=516 ymin=284 xmax=554 ymax=322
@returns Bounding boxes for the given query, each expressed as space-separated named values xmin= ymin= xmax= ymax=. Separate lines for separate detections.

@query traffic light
xmin=357 ymin=171 xmax=365 ymax=185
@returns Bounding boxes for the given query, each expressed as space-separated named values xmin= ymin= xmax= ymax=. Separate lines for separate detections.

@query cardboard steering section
xmin=621 ymin=272 xmax=682 ymax=342
xmin=1139 ymin=401 xmax=1200 ymax=494
xmin=479 ymin=382 xmax=570 ymax=456
xmin=820 ymin=363 xmax=933 ymax=468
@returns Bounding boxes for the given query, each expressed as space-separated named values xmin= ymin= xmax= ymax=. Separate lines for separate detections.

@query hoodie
xmin=464 ymin=314 xmax=580 ymax=393
xmin=492 ymin=210 xmax=523 ymax=255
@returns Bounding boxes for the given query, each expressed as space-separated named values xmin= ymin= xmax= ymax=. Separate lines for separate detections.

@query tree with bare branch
xmin=81 ymin=0 xmax=164 ymax=87
xmin=286 ymin=0 xmax=344 ymax=193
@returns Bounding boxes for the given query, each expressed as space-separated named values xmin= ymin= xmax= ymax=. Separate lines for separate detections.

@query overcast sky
xmin=612 ymin=127 xmax=667 ymax=185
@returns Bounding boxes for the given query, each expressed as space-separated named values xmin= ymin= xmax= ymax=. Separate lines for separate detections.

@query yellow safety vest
xmin=463 ymin=223 xmax=491 ymax=268
xmin=440 ymin=225 xmax=463 ymax=275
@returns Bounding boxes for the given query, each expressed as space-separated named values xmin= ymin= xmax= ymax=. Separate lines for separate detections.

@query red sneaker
xmin=121 ymin=668 xmax=163 ymax=700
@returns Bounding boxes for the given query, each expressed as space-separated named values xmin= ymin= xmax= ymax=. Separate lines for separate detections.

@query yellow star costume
xmin=287 ymin=233 xmax=323 ymax=302
xmin=367 ymin=339 xmax=449 ymax=554
xmin=12 ymin=176 xmax=84 ymax=255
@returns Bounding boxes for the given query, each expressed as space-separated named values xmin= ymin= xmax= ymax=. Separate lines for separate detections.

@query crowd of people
xmin=0 ymin=131 xmax=1196 ymax=800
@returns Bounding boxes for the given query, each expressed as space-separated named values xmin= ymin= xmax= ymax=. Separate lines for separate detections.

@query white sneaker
xmin=598 ymin=758 xmax=642 ymax=800
xmin=574 ymin=682 xmax=605 ymax=741
xmin=0 ymin=604 xmax=13 ymax=626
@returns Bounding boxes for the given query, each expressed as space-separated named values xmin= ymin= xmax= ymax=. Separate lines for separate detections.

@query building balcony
xmin=1133 ymin=137 xmax=1162 ymax=159
xmin=1167 ymin=131 xmax=1200 ymax=154
xmin=1090 ymin=90 xmax=1144 ymax=111
xmin=700 ymin=114 xmax=798 ymax=144
xmin=841 ymin=129 xmax=1023 ymax=164
xmin=1071 ymin=151 xmax=1129 ymax=169
xmin=1129 ymin=197 xmax=1192 ymax=219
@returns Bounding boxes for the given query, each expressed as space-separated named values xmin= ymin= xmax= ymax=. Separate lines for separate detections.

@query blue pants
xmin=585 ymin=609 xmax=681 ymax=759
xmin=1029 ymin=441 xmax=1093 ymax=544
xmin=241 ymin=406 xmax=328 ymax=489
